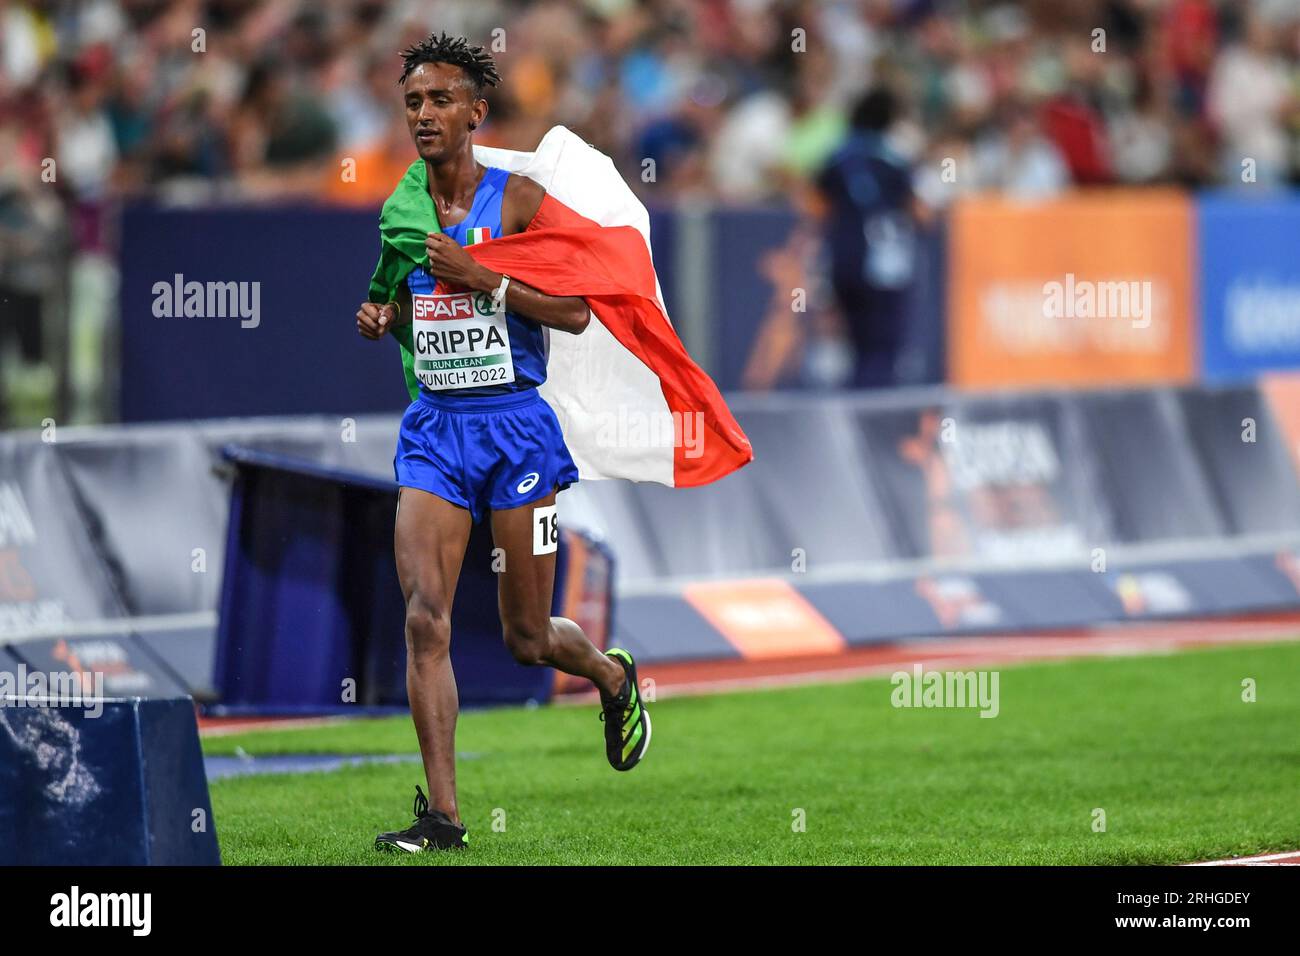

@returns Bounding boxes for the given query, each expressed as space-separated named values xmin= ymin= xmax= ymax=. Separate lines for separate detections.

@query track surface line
xmin=1186 ymin=851 xmax=1300 ymax=866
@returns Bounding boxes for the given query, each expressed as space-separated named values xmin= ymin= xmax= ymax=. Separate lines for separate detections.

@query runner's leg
xmin=489 ymin=490 xmax=625 ymax=697
xmin=394 ymin=487 xmax=473 ymax=824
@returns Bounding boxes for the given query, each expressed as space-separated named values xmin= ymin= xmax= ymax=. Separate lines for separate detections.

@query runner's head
xmin=399 ymin=32 xmax=500 ymax=162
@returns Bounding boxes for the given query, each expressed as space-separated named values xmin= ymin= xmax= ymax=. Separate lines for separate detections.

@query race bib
xmin=411 ymin=290 xmax=515 ymax=391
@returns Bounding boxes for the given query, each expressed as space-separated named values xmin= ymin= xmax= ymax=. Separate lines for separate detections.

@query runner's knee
xmin=406 ymin=593 xmax=451 ymax=659
xmin=501 ymin=616 xmax=549 ymax=666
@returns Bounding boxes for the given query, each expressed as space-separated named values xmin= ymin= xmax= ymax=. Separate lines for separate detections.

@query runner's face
xmin=403 ymin=63 xmax=485 ymax=161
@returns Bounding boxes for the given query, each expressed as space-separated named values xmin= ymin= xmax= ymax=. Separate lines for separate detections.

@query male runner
xmin=355 ymin=34 xmax=649 ymax=853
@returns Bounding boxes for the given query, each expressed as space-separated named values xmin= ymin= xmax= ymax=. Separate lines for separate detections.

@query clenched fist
xmin=356 ymin=301 xmax=399 ymax=340
xmin=425 ymin=232 xmax=491 ymax=290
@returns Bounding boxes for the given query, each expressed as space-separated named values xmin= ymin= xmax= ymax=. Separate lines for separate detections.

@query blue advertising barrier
xmin=613 ymin=546 xmax=1300 ymax=661
xmin=709 ymin=209 xmax=945 ymax=391
xmin=0 ymin=695 xmax=220 ymax=865
xmin=1197 ymin=194 xmax=1300 ymax=382
xmin=214 ymin=446 xmax=612 ymax=714
xmin=713 ymin=207 xmax=803 ymax=390
xmin=119 ymin=203 xmax=407 ymax=422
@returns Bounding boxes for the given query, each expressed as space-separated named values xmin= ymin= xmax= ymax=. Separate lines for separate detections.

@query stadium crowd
xmin=3 ymin=0 xmax=1299 ymax=209
xmin=2 ymin=0 xmax=1299 ymax=419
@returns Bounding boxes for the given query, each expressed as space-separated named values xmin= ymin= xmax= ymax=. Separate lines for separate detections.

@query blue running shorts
xmin=394 ymin=388 xmax=580 ymax=523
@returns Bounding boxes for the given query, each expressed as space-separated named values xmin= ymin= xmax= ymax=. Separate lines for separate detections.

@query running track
xmin=198 ymin=611 xmax=1300 ymax=864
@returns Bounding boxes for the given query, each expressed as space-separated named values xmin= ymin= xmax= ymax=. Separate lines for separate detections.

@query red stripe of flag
xmin=463 ymin=194 xmax=752 ymax=485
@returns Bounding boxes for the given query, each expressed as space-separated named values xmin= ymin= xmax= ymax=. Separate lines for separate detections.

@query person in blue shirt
xmin=813 ymin=87 xmax=919 ymax=389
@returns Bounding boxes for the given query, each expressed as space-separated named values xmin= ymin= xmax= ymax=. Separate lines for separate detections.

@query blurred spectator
xmin=1109 ymin=72 xmax=1174 ymax=184
xmin=811 ymin=86 xmax=917 ymax=389
xmin=1162 ymin=0 xmax=1219 ymax=118
xmin=1039 ymin=37 xmax=1114 ymax=185
xmin=1207 ymin=8 xmax=1299 ymax=187
xmin=972 ymin=99 xmax=1070 ymax=199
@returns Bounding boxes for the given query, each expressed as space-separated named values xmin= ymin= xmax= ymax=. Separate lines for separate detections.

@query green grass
xmin=206 ymin=641 xmax=1300 ymax=865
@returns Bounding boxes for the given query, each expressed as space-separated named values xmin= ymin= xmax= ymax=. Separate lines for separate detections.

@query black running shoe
xmin=374 ymin=785 xmax=468 ymax=853
xmin=599 ymin=648 xmax=651 ymax=771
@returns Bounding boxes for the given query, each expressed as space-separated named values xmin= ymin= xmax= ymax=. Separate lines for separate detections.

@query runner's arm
xmin=495 ymin=173 xmax=590 ymax=334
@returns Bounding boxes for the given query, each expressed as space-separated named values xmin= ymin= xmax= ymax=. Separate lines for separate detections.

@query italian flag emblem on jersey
xmin=464 ymin=226 xmax=491 ymax=245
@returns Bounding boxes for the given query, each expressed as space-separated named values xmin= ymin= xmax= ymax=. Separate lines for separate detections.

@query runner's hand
xmin=425 ymin=232 xmax=488 ymax=289
xmin=357 ymin=301 xmax=398 ymax=340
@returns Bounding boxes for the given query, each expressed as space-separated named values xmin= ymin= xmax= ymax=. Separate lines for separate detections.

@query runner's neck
xmin=426 ymin=158 xmax=486 ymax=227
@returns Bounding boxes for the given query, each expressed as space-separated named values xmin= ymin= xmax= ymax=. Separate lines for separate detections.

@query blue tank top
xmin=405 ymin=166 xmax=547 ymax=401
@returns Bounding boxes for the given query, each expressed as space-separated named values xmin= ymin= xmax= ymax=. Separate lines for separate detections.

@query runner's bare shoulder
xmin=502 ymin=173 xmax=546 ymax=236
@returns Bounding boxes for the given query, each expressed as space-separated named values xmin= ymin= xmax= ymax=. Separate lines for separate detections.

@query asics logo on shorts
xmin=516 ymin=472 xmax=540 ymax=495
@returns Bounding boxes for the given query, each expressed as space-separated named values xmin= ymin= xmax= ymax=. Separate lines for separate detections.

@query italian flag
xmin=368 ymin=125 xmax=753 ymax=488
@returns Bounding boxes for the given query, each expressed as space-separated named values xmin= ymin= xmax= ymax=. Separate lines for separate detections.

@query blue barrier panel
xmin=713 ymin=207 xmax=797 ymax=391
xmin=8 ymin=635 xmax=191 ymax=698
xmin=118 ymin=203 xmax=406 ymax=422
xmin=1198 ymin=194 xmax=1300 ymax=382
xmin=134 ymin=625 xmax=219 ymax=701
xmin=794 ymin=577 xmax=956 ymax=644
xmin=613 ymin=594 xmax=738 ymax=663
xmin=801 ymin=569 xmax=1122 ymax=643
xmin=851 ymin=395 xmax=1110 ymax=561
xmin=1176 ymin=385 xmax=1300 ymax=535
xmin=908 ymin=218 xmax=947 ymax=386
xmin=214 ymin=447 xmax=591 ymax=713
xmin=646 ymin=205 xmax=680 ymax=331
xmin=1243 ymin=551 xmax=1300 ymax=605
xmin=214 ymin=449 xmax=382 ymax=712
xmin=1106 ymin=556 xmax=1300 ymax=619
xmin=710 ymin=208 xmax=947 ymax=391
xmin=1076 ymin=390 xmax=1226 ymax=543
xmin=120 ymin=202 xmax=928 ymax=420
xmin=0 ymin=696 xmax=220 ymax=865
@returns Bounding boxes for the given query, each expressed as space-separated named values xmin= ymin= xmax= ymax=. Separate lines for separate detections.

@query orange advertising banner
xmin=949 ymin=191 xmax=1195 ymax=388
xmin=1260 ymin=372 xmax=1300 ymax=482
xmin=683 ymin=579 xmax=845 ymax=659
